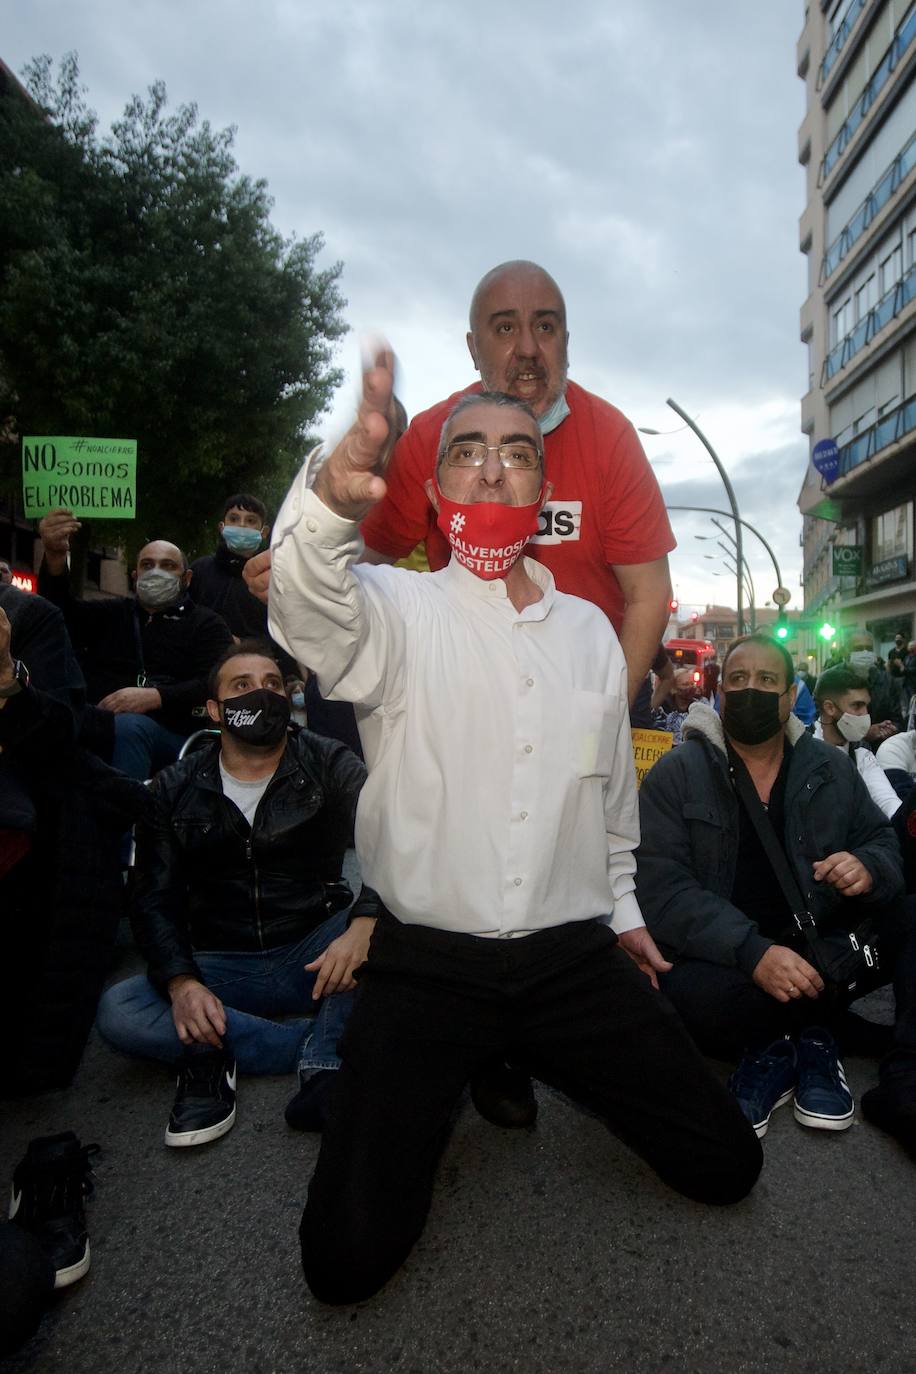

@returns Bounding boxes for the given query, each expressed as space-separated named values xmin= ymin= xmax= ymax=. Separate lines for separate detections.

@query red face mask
xmin=435 ymin=483 xmax=543 ymax=580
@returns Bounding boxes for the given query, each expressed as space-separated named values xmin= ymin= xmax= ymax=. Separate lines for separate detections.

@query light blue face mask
xmin=537 ymin=390 xmax=570 ymax=436
xmin=222 ymin=525 xmax=262 ymax=556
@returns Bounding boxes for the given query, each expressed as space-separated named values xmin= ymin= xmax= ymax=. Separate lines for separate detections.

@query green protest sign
xmin=22 ymin=437 xmax=137 ymax=519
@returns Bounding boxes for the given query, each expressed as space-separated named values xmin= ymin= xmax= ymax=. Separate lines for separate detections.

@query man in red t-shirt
xmin=360 ymin=260 xmax=676 ymax=704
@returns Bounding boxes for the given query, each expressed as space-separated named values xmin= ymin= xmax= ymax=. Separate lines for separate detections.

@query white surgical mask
xmin=836 ymin=711 xmax=871 ymax=743
xmin=848 ymin=650 xmax=876 ymax=672
xmin=136 ymin=569 xmax=183 ymax=609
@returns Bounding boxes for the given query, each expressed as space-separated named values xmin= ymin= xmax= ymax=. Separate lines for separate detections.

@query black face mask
xmin=221 ymin=689 xmax=290 ymax=747
xmin=721 ymin=687 xmax=785 ymax=746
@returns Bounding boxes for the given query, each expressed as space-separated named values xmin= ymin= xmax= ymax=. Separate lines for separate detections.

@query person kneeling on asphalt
xmin=96 ymin=639 xmax=376 ymax=1147
xmin=267 ymin=349 xmax=762 ymax=1307
xmin=636 ymin=633 xmax=908 ymax=1140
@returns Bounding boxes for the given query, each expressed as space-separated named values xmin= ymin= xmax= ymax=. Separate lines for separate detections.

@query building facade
xmin=796 ymin=0 xmax=916 ymax=660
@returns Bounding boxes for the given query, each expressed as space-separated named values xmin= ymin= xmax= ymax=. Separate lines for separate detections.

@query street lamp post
xmin=699 ymin=520 xmax=758 ymax=632
xmin=666 ymin=505 xmax=785 ymax=600
xmin=664 ymin=399 xmax=744 ymax=636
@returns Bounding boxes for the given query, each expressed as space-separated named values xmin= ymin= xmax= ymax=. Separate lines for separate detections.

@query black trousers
xmin=300 ymin=917 xmax=762 ymax=1305
xmin=661 ymin=899 xmax=913 ymax=1062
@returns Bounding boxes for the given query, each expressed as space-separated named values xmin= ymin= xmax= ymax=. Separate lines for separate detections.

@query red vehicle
xmin=664 ymin=639 xmax=719 ymax=698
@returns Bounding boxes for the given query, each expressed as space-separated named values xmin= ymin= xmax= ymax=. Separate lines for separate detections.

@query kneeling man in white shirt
xmin=269 ymin=348 xmax=762 ymax=1305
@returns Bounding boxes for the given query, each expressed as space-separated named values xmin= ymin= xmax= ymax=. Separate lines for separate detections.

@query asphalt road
xmin=2 ymin=939 xmax=914 ymax=1374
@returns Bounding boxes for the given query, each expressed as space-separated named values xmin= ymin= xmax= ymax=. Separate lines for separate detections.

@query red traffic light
xmin=668 ymin=598 xmax=679 ymax=612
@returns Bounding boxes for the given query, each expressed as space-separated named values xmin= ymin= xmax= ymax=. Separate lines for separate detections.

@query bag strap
xmin=728 ymin=749 xmax=816 ymax=937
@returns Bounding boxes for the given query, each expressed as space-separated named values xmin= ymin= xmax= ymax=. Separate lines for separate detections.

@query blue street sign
xmin=812 ymin=438 xmax=840 ymax=483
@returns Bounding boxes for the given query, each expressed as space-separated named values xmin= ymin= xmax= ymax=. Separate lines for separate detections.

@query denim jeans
xmin=111 ymin=713 xmax=188 ymax=781
xmin=96 ymin=912 xmax=355 ymax=1075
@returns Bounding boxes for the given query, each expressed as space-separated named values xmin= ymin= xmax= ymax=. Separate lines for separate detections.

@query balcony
xmin=838 ymin=393 xmax=916 ymax=478
xmin=819 ymin=3 xmax=916 ymax=185
xmin=822 ymin=261 xmax=916 ymax=383
xmin=799 ymin=392 xmax=916 ymax=518
xmin=821 ymin=132 xmax=916 ymax=281
xmin=818 ymin=0 xmax=869 ymax=88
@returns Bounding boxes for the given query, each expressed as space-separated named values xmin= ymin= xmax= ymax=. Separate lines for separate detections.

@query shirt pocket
xmin=571 ymin=688 xmax=618 ymax=778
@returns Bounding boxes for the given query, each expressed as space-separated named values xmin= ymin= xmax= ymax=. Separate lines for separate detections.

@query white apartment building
xmin=796 ymin=0 xmax=916 ymax=657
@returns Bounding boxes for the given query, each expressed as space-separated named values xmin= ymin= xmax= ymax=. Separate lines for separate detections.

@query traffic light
xmin=668 ymin=598 xmax=679 ymax=613
xmin=690 ymin=610 xmax=698 ymax=622
xmin=775 ymin=612 xmax=789 ymax=641
xmin=818 ymin=621 xmax=836 ymax=641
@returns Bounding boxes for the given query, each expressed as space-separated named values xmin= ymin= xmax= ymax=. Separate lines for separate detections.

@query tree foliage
xmin=0 ymin=54 xmax=347 ymax=556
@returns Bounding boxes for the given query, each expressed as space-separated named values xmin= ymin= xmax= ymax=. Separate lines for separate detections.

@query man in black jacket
xmin=191 ymin=491 xmax=363 ymax=756
xmin=189 ymin=493 xmax=273 ymax=642
xmin=637 ymin=633 xmax=907 ymax=1140
xmin=0 ymin=595 xmax=150 ymax=1094
xmin=38 ymin=508 xmax=233 ymax=777
xmin=96 ymin=640 xmax=373 ymax=1147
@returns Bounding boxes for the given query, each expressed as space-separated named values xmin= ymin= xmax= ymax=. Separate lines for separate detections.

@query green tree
xmin=0 ymin=53 xmax=347 ymax=558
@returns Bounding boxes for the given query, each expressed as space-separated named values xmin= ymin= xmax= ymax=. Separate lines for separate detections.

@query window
xmin=854 ymin=273 xmax=876 ymax=321
xmin=854 ymin=406 xmax=877 ymax=434
xmin=879 ymin=244 xmax=903 ymax=295
xmin=832 ymin=295 xmax=853 ymax=343
xmin=872 ymin=504 xmax=910 ymax=562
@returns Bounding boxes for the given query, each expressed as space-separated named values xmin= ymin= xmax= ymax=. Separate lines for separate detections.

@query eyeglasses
xmin=443 ymin=440 xmax=542 ymax=470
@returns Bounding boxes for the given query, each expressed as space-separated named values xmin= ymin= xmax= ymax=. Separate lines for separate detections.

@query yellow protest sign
xmin=631 ymin=728 xmax=673 ymax=787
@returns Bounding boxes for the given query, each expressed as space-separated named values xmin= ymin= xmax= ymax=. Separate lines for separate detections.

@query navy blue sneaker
xmin=727 ymin=1039 xmax=798 ymax=1138
xmin=794 ymin=1028 xmax=854 ymax=1131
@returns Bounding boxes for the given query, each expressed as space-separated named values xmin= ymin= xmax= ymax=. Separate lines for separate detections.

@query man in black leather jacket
xmin=97 ymin=640 xmax=374 ymax=1147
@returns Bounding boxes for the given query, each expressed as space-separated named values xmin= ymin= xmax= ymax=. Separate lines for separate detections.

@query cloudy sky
xmin=7 ymin=0 xmax=810 ymax=613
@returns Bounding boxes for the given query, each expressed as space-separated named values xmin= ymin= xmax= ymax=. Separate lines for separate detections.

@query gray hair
xmin=435 ymin=391 xmax=542 ymax=470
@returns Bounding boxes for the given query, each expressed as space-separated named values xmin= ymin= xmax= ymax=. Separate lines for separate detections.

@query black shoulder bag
xmin=730 ymin=758 xmax=885 ymax=1001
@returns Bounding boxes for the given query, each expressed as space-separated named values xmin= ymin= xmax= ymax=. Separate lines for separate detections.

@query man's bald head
xmin=468 ymin=261 xmax=567 ymax=335
xmin=136 ymin=540 xmax=188 ymax=574
xmin=466 ymin=262 xmax=569 ymax=418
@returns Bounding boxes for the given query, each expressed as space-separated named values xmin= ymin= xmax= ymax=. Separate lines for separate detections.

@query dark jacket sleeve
xmin=636 ymin=749 xmax=773 ymax=974
xmin=1 ymin=585 xmax=86 ymax=709
xmin=130 ymin=781 xmax=202 ymax=992
xmin=305 ymin=731 xmax=368 ymax=846
xmin=153 ymin=607 xmax=233 ymax=717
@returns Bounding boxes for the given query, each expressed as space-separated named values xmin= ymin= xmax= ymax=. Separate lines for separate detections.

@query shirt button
xmin=526 ymin=677 xmax=534 ymax=687
xmin=306 ymin=518 xmax=318 ymax=533
xmin=514 ymin=877 xmax=523 ymax=886
xmin=524 ymin=744 xmax=533 ymax=754
xmin=520 ymin=810 xmax=529 ymax=820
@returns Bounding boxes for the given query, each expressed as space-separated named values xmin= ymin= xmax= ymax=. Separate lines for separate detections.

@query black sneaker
xmin=727 ymin=1039 xmax=797 ymax=1138
xmin=8 ymin=1132 xmax=99 ymax=1289
xmin=794 ymin=1027 xmax=854 ymax=1131
xmin=165 ymin=1045 xmax=237 ymax=1148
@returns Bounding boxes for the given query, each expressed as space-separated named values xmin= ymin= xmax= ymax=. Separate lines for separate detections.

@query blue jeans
xmin=96 ymin=913 xmax=355 ymax=1075
xmin=111 ymin=713 xmax=187 ymax=781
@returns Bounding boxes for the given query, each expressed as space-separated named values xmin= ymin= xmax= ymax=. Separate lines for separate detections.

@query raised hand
xmin=38 ymin=508 xmax=81 ymax=574
xmin=313 ymin=344 xmax=397 ymax=522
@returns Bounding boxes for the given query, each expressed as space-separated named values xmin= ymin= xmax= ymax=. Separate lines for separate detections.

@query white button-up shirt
xmin=269 ymin=484 xmax=644 ymax=939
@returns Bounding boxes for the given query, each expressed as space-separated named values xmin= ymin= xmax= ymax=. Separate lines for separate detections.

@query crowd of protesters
xmin=3 ymin=261 xmax=916 ymax=1346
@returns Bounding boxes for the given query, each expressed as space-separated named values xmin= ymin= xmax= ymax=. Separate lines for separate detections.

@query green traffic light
xmin=775 ymin=625 xmax=789 ymax=640
xmin=818 ymin=621 xmax=836 ymax=641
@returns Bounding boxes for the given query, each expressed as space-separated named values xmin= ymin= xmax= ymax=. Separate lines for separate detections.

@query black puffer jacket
xmin=133 ymin=728 xmax=367 ymax=990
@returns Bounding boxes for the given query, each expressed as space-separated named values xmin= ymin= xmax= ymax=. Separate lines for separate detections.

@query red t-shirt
xmin=361 ymin=380 xmax=675 ymax=630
